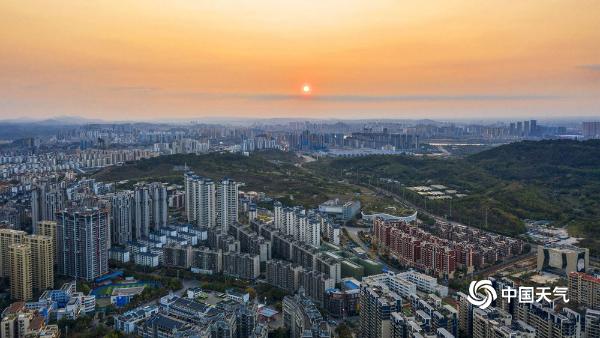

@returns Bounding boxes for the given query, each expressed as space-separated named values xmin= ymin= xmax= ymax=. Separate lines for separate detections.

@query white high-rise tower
xmin=217 ymin=178 xmax=239 ymax=230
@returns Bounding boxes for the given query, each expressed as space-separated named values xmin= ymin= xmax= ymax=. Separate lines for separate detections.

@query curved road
xmin=343 ymin=224 xmax=399 ymax=273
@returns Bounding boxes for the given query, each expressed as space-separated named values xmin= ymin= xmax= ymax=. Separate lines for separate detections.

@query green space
xmin=93 ymin=150 xmax=355 ymax=208
xmin=308 ymin=140 xmax=600 ymax=253
xmin=92 ymin=282 xmax=152 ymax=297
xmin=95 ymin=141 xmax=600 ymax=254
xmin=93 ymin=150 xmax=413 ymax=221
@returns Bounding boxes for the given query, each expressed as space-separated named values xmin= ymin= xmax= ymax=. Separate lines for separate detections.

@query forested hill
xmin=93 ymin=141 xmax=600 ymax=254
xmin=471 ymin=139 xmax=600 ymax=179
xmin=310 ymin=140 xmax=600 ymax=253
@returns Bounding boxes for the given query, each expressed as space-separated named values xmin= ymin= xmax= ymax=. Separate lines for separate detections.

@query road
xmin=366 ymin=183 xmax=468 ymax=228
xmin=343 ymin=224 xmax=400 ymax=273
xmin=353 ymin=182 xmax=541 ymax=277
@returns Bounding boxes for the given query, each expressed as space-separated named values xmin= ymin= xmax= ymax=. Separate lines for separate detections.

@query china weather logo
xmin=467 ymin=280 xmax=497 ymax=309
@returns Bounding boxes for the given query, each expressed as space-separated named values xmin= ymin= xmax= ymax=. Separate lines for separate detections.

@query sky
xmin=1 ymin=1 xmax=599 ymax=121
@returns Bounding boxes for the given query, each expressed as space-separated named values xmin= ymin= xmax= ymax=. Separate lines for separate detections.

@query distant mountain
xmin=0 ymin=115 xmax=107 ymax=125
xmin=38 ymin=116 xmax=107 ymax=125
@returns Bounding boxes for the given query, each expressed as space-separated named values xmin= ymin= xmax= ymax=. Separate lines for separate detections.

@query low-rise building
xmin=114 ymin=305 xmax=159 ymax=334
xmin=134 ymin=252 xmax=159 ymax=267
xmin=109 ymin=247 xmax=130 ymax=263
xmin=318 ymin=199 xmax=361 ymax=222
xmin=397 ymin=270 xmax=448 ymax=297
xmin=537 ymin=243 xmax=588 ymax=276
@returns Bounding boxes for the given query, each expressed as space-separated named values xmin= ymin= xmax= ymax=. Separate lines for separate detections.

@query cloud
xmin=296 ymin=94 xmax=560 ymax=102
xmin=108 ymin=86 xmax=160 ymax=92
xmin=176 ymin=92 xmax=562 ymax=102
xmin=107 ymin=87 xmax=562 ymax=103
xmin=578 ymin=64 xmax=600 ymax=71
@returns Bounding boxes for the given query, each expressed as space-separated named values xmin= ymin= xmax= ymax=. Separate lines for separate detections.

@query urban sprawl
xmin=0 ymin=119 xmax=599 ymax=338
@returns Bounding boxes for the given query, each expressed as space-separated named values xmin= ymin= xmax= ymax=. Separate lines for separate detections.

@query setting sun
xmin=0 ymin=0 xmax=598 ymax=119
xmin=302 ymin=84 xmax=311 ymax=95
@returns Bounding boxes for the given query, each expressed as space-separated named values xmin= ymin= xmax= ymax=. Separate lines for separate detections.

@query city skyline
xmin=2 ymin=1 xmax=599 ymax=120
xmin=1 ymin=2 xmax=600 ymax=333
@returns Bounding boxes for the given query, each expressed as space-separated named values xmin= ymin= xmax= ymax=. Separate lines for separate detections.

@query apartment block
xmin=223 ymin=252 xmax=260 ymax=280
xmin=0 ymin=229 xmax=26 ymax=277
xmin=9 ymin=244 xmax=32 ymax=301
xmin=32 ymin=220 xmax=57 ymax=261
xmin=56 ymin=207 xmax=109 ymax=280
xmin=568 ymin=272 xmax=600 ymax=309
xmin=359 ymin=275 xmax=403 ymax=338
xmin=23 ymin=235 xmax=54 ymax=294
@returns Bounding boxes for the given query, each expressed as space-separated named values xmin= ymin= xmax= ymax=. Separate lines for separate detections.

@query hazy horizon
xmin=2 ymin=1 xmax=599 ymax=120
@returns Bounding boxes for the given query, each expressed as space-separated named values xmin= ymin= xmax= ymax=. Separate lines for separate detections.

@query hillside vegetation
xmin=93 ymin=150 xmax=352 ymax=207
xmin=94 ymin=141 xmax=600 ymax=253
xmin=93 ymin=150 xmax=413 ymax=219
xmin=309 ymin=140 xmax=600 ymax=252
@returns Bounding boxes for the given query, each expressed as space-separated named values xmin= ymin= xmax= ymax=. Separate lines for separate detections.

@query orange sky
xmin=1 ymin=0 xmax=599 ymax=120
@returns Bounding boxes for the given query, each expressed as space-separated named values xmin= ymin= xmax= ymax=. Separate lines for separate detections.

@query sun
xmin=302 ymin=84 xmax=311 ymax=95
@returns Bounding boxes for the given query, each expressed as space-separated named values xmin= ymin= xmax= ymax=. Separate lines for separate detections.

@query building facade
xmin=56 ymin=207 xmax=109 ymax=280
xmin=9 ymin=244 xmax=32 ymax=301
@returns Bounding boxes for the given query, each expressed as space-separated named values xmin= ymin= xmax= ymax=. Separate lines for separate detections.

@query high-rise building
xmin=515 ymin=302 xmax=580 ymax=338
xmin=582 ymin=121 xmax=600 ymax=139
xmin=457 ymin=292 xmax=474 ymax=338
xmin=283 ymin=290 xmax=330 ymax=338
xmin=266 ymin=259 xmax=302 ymax=294
xmin=185 ymin=173 xmax=241 ymax=230
xmin=278 ymin=207 xmax=321 ymax=248
xmin=184 ymin=172 xmax=196 ymax=223
xmin=217 ymin=178 xmax=239 ymax=230
xmin=273 ymin=201 xmax=283 ymax=229
xmin=163 ymin=243 xmax=193 ymax=269
xmin=9 ymin=244 xmax=32 ymax=301
xmin=113 ymin=183 xmax=167 ymax=243
xmin=23 ymin=235 xmax=54 ymax=294
xmin=56 ymin=207 xmax=109 ymax=280
xmin=30 ymin=186 xmax=43 ymax=229
xmin=472 ymin=307 xmax=512 ymax=338
xmin=134 ymin=184 xmax=152 ymax=239
xmin=222 ymin=252 xmax=260 ymax=280
xmin=185 ymin=172 xmax=216 ymax=227
xmin=190 ymin=247 xmax=223 ymax=274
xmin=568 ymin=272 xmax=600 ymax=310
xmin=585 ymin=309 xmax=600 ymax=338
xmin=530 ymin=120 xmax=537 ymax=135
xmin=0 ymin=206 xmax=21 ymax=229
xmin=33 ymin=220 xmax=57 ymax=261
xmin=149 ymin=182 xmax=168 ymax=229
xmin=472 ymin=306 xmax=536 ymax=338
xmin=0 ymin=229 xmax=26 ymax=278
xmin=298 ymin=270 xmax=335 ymax=306
xmin=359 ymin=275 xmax=403 ymax=338
xmin=31 ymin=185 xmax=66 ymax=230
xmin=516 ymin=121 xmax=523 ymax=135
xmin=110 ymin=191 xmax=135 ymax=245
xmin=236 ymin=305 xmax=256 ymax=338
